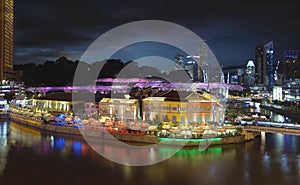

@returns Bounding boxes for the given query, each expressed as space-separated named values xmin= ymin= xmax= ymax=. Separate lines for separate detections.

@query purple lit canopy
xmin=26 ymin=78 xmax=244 ymax=94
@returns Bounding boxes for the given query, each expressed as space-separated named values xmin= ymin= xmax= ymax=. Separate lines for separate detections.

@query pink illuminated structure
xmin=26 ymin=78 xmax=244 ymax=94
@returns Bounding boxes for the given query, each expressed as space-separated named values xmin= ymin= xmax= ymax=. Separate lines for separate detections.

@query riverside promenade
xmin=9 ymin=113 xmax=259 ymax=147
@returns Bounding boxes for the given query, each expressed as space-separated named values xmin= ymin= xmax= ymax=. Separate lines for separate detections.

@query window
xmin=161 ymin=106 xmax=170 ymax=111
xmin=180 ymin=116 xmax=185 ymax=123
xmin=199 ymin=116 xmax=203 ymax=123
xmin=188 ymin=116 xmax=193 ymax=122
xmin=144 ymin=105 xmax=150 ymax=111
xmin=163 ymin=115 xmax=169 ymax=121
xmin=206 ymin=116 xmax=210 ymax=122
xmin=172 ymin=107 xmax=178 ymax=111
xmin=172 ymin=116 xmax=177 ymax=123
xmin=179 ymin=107 xmax=186 ymax=111
xmin=125 ymin=108 xmax=132 ymax=114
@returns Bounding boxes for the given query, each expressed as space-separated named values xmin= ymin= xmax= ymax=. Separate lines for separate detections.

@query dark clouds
xmin=14 ymin=0 xmax=300 ymax=66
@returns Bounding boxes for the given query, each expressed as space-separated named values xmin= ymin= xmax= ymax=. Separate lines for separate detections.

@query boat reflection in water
xmin=3 ymin=121 xmax=228 ymax=165
xmin=7 ymin=122 xmax=95 ymax=159
xmin=2 ymin=120 xmax=300 ymax=185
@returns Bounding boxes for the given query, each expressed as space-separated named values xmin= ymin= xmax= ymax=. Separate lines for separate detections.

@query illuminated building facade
xmin=0 ymin=0 xmax=14 ymax=81
xmin=284 ymin=50 xmax=300 ymax=81
xmin=99 ymin=97 xmax=138 ymax=123
xmin=174 ymin=49 xmax=205 ymax=82
xmin=244 ymin=60 xmax=256 ymax=86
xmin=222 ymin=66 xmax=244 ymax=85
xmin=255 ymin=41 xmax=274 ymax=87
xmin=31 ymin=92 xmax=73 ymax=113
xmin=0 ymin=81 xmax=25 ymax=99
xmin=273 ymin=86 xmax=283 ymax=101
xmin=143 ymin=94 xmax=213 ymax=124
xmin=142 ymin=91 xmax=222 ymax=124
xmin=98 ymin=91 xmax=222 ymax=124
xmin=184 ymin=60 xmax=199 ymax=81
xmin=174 ymin=53 xmax=185 ymax=70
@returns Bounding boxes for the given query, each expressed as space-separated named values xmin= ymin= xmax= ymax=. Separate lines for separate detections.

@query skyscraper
xmin=284 ymin=50 xmax=300 ymax=81
xmin=197 ymin=43 xmax=207 ymax=82
xmin=255 ymin=41 xmax=274 ymax=88
xmin=0 ymin=0 xmax=14 ymax=81
xmin=174 ymin=53 xmax=185 ymax=70
xmin=174 ymin=53 xmax=203 ymax=82
xmin=244 ymin=60 xmax=255 ymax=86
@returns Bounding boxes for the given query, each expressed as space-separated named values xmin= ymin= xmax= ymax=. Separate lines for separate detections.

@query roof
xmin=34 ymin=92 xmax=72 ymax=101
xmin=34 ymin=91 xmax=102 ymax=102
xmin=185 ymin=92 xmax=213 ymax=102
xmin=246 ymin=60 xmax=255 ymax=67
xmin=151 ymin=90 xmax=213 ymax=102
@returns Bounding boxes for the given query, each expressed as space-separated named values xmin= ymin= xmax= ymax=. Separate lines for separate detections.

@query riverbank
xmin=260 ymin=104 xmax=300 ymax=122
xmin=9 ymin=113 xmax=259 ymax=147
xmin=0 ymin=112 xmax=10 ymax=119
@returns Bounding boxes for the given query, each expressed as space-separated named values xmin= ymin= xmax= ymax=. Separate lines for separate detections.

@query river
xmin=1 ymin=120 xmax=300 ymax=185
xmin=249 ymin=102 xmax=295 ymax=123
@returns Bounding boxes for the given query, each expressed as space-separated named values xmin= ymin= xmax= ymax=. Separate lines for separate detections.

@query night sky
xmin=14 ymin=0 xmax=300 ymax=67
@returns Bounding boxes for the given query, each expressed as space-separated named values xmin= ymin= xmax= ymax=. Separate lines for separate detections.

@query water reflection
xmin=0 ymin=122 xmax=9 ymax=178
xmin=1 ymin=121 xmax=300 ymax=185
xmin=72 ymin=141 xmax=82 ymax=157
xmin=7 ymin=122 xmax=91 ymax=159
xmin=261 ymin=109 xmax=291 ymax=123
xmin=263 ymin=133 xmax=300 ymax=184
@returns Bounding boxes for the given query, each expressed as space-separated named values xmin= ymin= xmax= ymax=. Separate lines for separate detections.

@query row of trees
xmin=14 ymin=56 xmax=78 ymax=86
xmin=14 ymin=56 xmax=193 ymax=87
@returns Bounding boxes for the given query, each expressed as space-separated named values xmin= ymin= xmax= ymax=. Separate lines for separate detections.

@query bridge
xmin=244 ymin=125 xmax=300 ymax=136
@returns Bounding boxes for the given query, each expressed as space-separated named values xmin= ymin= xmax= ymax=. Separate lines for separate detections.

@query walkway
xmin=244 ymin=125 xmax=300 ymax=136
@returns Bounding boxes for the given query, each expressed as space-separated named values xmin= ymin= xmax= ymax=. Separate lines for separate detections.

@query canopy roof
xmin=27 ymin=78 xmax=245 ymax=94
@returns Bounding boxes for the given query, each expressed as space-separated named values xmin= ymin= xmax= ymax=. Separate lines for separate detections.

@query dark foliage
xmin=14 ymin=56 xmax=187 ymax=86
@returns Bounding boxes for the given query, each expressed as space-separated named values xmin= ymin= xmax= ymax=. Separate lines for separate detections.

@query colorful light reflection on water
xmin=1 ymin=120 xmax=300 ymax=185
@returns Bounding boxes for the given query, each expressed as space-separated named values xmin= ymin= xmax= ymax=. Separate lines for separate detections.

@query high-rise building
xmin=183 ymin=59 xmax=201 ymax=81
xmin=197 ymin=43 xmax=208 ymax=81
xmin=284 ymin=50 xmax=300 ymax=81
xmin=255 ymin=41 xmax=274 ymax=88
xmin=222 ymin=66 xmax=244 ymax=85
xmin=174 ymin=53 xmax=185 ymax=70
xmin=0 ymin=0 xmax=14 ymax=81
xmin=174 ymin=53 xmax=203 ymax=82
xmin=244 ymin=60 xmax=256 ymax=86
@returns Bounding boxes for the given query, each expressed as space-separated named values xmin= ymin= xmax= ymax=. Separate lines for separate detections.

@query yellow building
xmin=0 ymin=0 xmax=14 ymax=81
xmin=143 ymin=91 xmax=220 ymax=124
xmin=99 ymin=97 xmax=138 ymax=122
xmin=31 ymin=92 xmax=73 ymax=113
xmin=99 ymin=91 xmax=224 ymax=124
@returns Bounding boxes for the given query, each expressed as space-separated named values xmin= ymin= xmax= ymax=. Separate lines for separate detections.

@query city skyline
xmin=14 ymin=0 xmax=300 ymax=67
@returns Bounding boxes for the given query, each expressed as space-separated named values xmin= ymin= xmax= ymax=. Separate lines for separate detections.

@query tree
xmin=4 ymin=92 xmax=15 ymax=104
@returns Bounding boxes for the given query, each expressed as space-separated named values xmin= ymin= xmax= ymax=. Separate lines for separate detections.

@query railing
xmin=244 ymin=125 xmax=300 ymax=136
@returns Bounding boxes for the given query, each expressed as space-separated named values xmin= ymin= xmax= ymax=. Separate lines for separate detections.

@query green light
xmin=158 ymin=147 xmax=222 ymax=157
xmin=207 ymin=147 xmax=222 ymax=154
xmin=158 ymin=137 xmax=222 ymax=143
